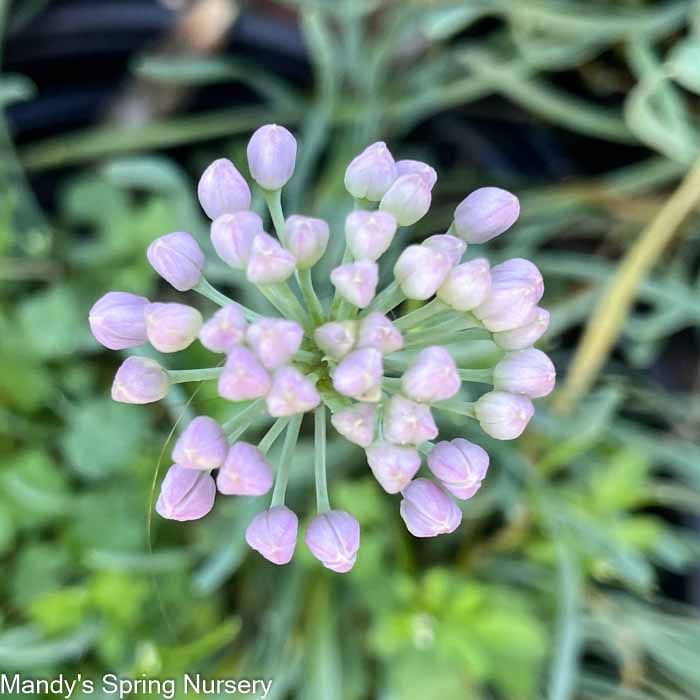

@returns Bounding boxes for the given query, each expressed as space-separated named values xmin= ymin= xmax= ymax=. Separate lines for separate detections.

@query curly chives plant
xmin=88 ymin=125 xmax=555 ymax=573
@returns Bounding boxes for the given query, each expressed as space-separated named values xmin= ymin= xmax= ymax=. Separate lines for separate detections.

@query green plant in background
xmin=2 ymin=1 xmax=700 ymax=699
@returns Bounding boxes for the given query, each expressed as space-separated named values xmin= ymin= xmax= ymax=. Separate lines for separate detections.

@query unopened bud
xmin=145 ymin=302 xmax=203 ymax=353
xmin=285 ymin=215 xmax=329 ymax=269
xmin=379 ymin=173 xmax=431 ymax=226
xmin=344 ymin=141 xmax=397 ymax=202
xmin=211 ymin=211 xmax=264 ymax=269
xmin=147 ymin=232 xmax=204 ymax=291
xmin=345 ymin=210 xmax=397 ymax=261
xmin=112 ymin=356 xmax=170 ymax=404
xmin=247 ymin=124 xmax=297 ymax=190
xmin=453 ymin=187 xmax=520 ymax=243
xmin=198 ymin=158 xmax=251 ymax=220
xmin=89 ymin=291 xmax=149 ymax=350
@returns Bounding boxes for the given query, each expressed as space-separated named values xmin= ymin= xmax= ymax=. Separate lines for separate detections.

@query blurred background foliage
xmin=1 ymin=0 xmax=700 ymax=698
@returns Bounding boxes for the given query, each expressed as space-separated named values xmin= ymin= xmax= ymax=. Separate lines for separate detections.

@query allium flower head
xmin=91 ymin=125 xmax=553 ymax=573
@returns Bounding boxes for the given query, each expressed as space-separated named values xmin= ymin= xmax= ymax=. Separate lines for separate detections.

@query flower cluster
xmin=89 ymin=124 xmax=555 ymax=574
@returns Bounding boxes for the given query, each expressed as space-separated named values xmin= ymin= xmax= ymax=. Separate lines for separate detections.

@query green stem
xmin=258 ymin=418 xmax=290 ymax=455
xmin=404 ymin=326 xmax=491 ymax=349
xmin=168 ymin=367 xmax=223 ymax=384
xmin=314 ymin=405 xmax=331 ymax=513
xmin=395 ymin=298 xmax=450 ymax=330
xmin=298 ymin=267 xmax=326 ymax=324
xmin=382 ymin=377 xmax=402 ymax=393
xmin=270 ymin=413 xmax=303 ymax=507
xmin=433 ymin=399 xmax=476 ymax=418
xmin=194 ymin=278 xmax=260 ymax=321
xmin=222 ymin=399 xmax=264 ymax=436
xmin=458 ymin=368 xmax=493 ymax=383
xmin=264 ymin=188 xmax=288 ymax=246
xmin=364 ymin=280 xmax=405 ymax=316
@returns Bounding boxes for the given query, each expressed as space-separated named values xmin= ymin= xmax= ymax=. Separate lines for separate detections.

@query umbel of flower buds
xmin=91 ymin=123 xmax=555 ymax=576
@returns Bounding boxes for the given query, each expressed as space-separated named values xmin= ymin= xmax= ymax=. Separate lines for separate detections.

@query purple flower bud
xmin=473 ymin=258 xmax=544 ymax=332
xmin=356 ymin=312 xmax=404 ymax=355
xmin=437 ymin=258 xmax=492 ymax=311
xmin=345 ymin=210 xmax=398 ymax=261
xmin=197 ymin=158 xmax=251 ymax=220
xmin=156 ymin=465 xmax=216 ymax=521
xmin=427 ymin=439 xmax=489 ymax=500
xmin=147 ymin=232 xmax=204 ymax=291
xmin=330 ymin=261 xmax=379 ymax=309
xmin=399 ymin=479 xmax=462 ymax=537
xmin=172 ymin=416 xmax=227 ymax=470
xmin=474 ymin=391 xmax=534 ymax=440
xmin=314 ymin=321 xmax=357 ymax=360
xmin=332 ymin=347 xmax=383 ymax=402
xmin=379 ymin=173 xmax=432 ymax=226
xmin=145 ymin=302 xmax=203 ymax=353
xmin=89 ymin=291 xmax=149 ymax=350
xmin=365 ymin=441 xmax=421 ymax=493
xmin=422 ymin=234 xmax=466 ymax=266
xmin=454 ymin=187 xmax=520 ymax=244
xmin=246 ymin=124 xmax=297 ymax=190
xmin=217 ymin=442 xmax=273 ymax=496
xmin=285 ymin=215 xmax=329 ymax=269
xmin=218 ymin=346 xmax=271 ymax=401
xmin=245 ymin=506 xmax=298 ymax=565
xmin=246 ymin=233 xmax=297 ymax=284
xmin=111 ymin=356 xmax=170 ymax=404
xmin=266 ymin=367 xmax=321 ymax=416
xmin=330 ymin=402 xmax=376 ymax=448
xmin=211 ymin=211 xmax=264 ymax=269
xmin=383 ymin=395 xmax=438 ymax=445
xmin=246 ymin=318 xmax=304 ymax=370
xmin=493 ymin=348 xmax=556 ymax=398
xmin=305 ymin=510 xmax=360 ymax=573
xmin=394 ymin=245 xmax=452 ymax=300
xmin=199 ymin=304 xmax=247 ymax=354
xmin=395 ymin=159 xmax=437 ymax=189
xmin=401 ymin=346 xmax=460 ymax=402
xmin=344 ymin=141 xmax=397 ymax=202
xmin=492 ymin=306 xmax=550 ymax=351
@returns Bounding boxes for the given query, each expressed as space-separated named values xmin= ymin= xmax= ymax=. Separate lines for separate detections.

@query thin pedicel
xmin=88 ymin=124 xmax=556 ymax=573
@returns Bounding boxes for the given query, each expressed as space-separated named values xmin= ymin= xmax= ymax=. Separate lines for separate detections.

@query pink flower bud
xmin=422 ymin=234 xmax=466 ymax=266
xmin=399 ymin=479 xmax=462 ymax=537
xmin=305 ymin=510 xmax=360 ymax=573
xmin=345 ymin=210 xmax=397 ymax=261
xmin=266 ymin=367 xmax=321 ymax=416
xmin=330 ymin=261 xmax=378 ymax=309
xmin=383 ymin=395 xmax=438 ymax=445
xmin=492 ymin=306 xmax=550 ymax=351
xmin=147 ymin=232 xmax=204 ymax=291
xmin=112 ymin=356 xmax=170 ymax=404
xmin=344 ymin=141 xmax=397 ymax=202
xmin=473 ymin=258 xmax=544 ymax=332
xmin=330 ymin=402 xmax=376 ymax=448
xmin=427 ymin=439 xmax=489 ymax=500
xmin=246 ymin=124 xmax=297 ymax=190
xmin=332 ymin=347 xmax=383 ymax=402
xmin=246 ymin=233 xmax=297 ymax=284
xmin=245 ymin=506 xmax=298 ymax=565
xmin=218 ymin=346 xmax=271 ymax=401
xmin=156 ymin=465 xmax=216 ymax=521
xmin=217 ymin=442 xmax=273 ymax=496
xmin=401 ymin=346 xmax=460 ymax=402
xmin=454 ymin=187 xmax=520 ymax=243
xmin=145 ymin=302 xmax=203 ymax=353
xmin=314 ymin=321 xmax=357 ymax=360
xmin=211 ymin=211 xmax=264 ymax=269
xmin=394 ymin=245 xmax=452 ymax=300
xmin=89 ymin=291 xmax=149 ymax=350
xmin=246 ymin=318 xmax=304 ymax=370
xmin=356 ymin=312 xmax=404 ymax=355
xmin=365 ymin=441 xmax=421 ymax=493
xmin=285 ymin=215 xmax=329 ymax=269
xmin=379 ymin=173 xmax=431 ymax=226
xmin=493 ymin=348 xmax=556 ymax=398
xmin=395 ymin=159 xmax=437 ymax=189
xmin=172 ymin=416 xmax=227 ymax=470
xmin=474 ymin=391 xmax=533 ymax=440
xmin=199 ymin=304 xmax=247 ymax=354
xmin=437 ymin=258 xmax=491 ymax=311
xmin=197 ymin=158 xmax=251 ymax=220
